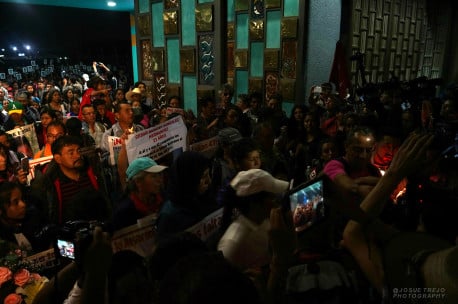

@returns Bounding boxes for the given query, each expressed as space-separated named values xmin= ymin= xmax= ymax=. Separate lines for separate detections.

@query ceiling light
xmin=107 ymin=1 xmax=116 ymax=7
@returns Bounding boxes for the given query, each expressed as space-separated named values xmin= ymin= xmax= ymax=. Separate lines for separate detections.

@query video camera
xmin=57 ymin=220 xmax=110 ymax=264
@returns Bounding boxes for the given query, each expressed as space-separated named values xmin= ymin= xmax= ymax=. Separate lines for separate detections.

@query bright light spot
xmin=18 ymin=53 xmax=25 ymax=57
xmin=1 ymin=49 xmax=4 ymax=52
xmin=107 ymin=1 xmax=116 ymax=7
xmin=25 ymin=45 xmax=31 ymax=50
xmin=12 ymin=46 xmax=17 ymax=51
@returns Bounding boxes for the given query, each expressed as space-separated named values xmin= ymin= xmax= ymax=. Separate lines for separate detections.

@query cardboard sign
xmin=125 ymin=116 xmax=187 ymax=163
xmin=189 ymin=136 xmax=219 ymax=158
xmin=7 ymin=123 xmax=40 ymax=158
xmin=186 ymin=208 xmax=223 ymax=241
xmin=107 ymin=136 xmax=122 ymax=165
xmin=24 ymin=249 xmax=56 ymax=270
xmin=111 ymin=214 xmax=157 ymax=257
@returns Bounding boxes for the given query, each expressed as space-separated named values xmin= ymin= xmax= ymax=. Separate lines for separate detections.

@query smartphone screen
xmin=288 ymin=178 xmax=326 ymax=232
xmin=57 ymin=239 xmax=75 ymax=260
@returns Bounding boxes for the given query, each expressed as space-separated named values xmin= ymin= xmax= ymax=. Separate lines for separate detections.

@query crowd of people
xmin=0 ymin=63 xmax=457 ymax=304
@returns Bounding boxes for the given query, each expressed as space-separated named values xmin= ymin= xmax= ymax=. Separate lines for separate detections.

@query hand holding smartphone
xmin=20 ymin=157 xmax=29 ymax=173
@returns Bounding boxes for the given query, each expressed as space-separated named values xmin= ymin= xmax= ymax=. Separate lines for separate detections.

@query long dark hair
xmin=167 ymin=151 xmax=211 ymax=207
xmin=0 ymin=181 xmax=21 ymax=214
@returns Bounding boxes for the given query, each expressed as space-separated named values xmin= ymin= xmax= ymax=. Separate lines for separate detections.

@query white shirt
xmin=217 ymin=214 xmax=271 ymax=270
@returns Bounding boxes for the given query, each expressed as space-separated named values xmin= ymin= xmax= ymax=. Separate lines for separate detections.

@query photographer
xmin=33 ymin=225 xmax=113 ymax=304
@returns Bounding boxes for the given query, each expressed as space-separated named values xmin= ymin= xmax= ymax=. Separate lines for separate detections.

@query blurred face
xmin=250 ymin=97 xmax=260 ymax=110
xmin=70 ymin=99 xmax=80 ymax=113
xmin=303 ymin=114 xmax=315 ymax=131
xmin=0 ymin=151 xmax=6 ymax=171
xmin=267 ymin=98 xmax=280 ymax=110
xmin=345 ymin=133 xmax=375 ymax=169
xmin=220 ymin=90 xmax=232 ymax=106
xmin=116 ymin=103 xmax=134 ymax=125
xmin=373 ymin=135 xmax=401 ymax=168
xmin=66 ymin=90 xmax=74 ymax=99
xmin=26 ymin=85 xmax=34 ymax=94
xmin=55 ymin=144 xmax=83 ymax=170
xmin=293 ymin=107 xmax=304 ymax=121
xmin=0 ymin=135 xmax=10 ymax=148
xmin=136 ymin=172 xmax=164 ymax=195
xmin=95 ymin=81 xmax=106 ymax=91
xmin=131 ymin=93 xmax=141 ymax=103
xmin=325 ymin=97 xmax=335 ymax=110
xmin=37 ymin=82 xmax=45 ymax=90
xmin=320 ymin=142 xmax=338 ymax=163
xmin=224 ymin=109 xmax=238 ymax=126
xmin=96 ymin=104 xmax=106 ymax=117
xmin=82 ymin=106 xmax=96 ymax=124
xmin=46 ymin=125 xmax=65 ymax=146
xmin=9 ymin=113 xmax=22 ymax=123
xmin=17 ymin=95 xmax=29 ymax=108
xmin=137 ymin=83 xmax=146 ymax=93
xmin=40 ymin=113 xmax=54 ymax=128
xmin=201 ymin=102 xmax=215 ymax=117
xmin=240 ymin=150 xmax=261 ymax=170
xmin=2 ymin=188 xmax=26 ymax=221
xmin=115 ymin=90 xmax=125 ymax=101
xmin=198 ymin=168 xmax=211 ymax=195
xmin=51 ymin=91 xmax=61 ymax=103
xmin=169 ymin=98 xmax=180 ymax=108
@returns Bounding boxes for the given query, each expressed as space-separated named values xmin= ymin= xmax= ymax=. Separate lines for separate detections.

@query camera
xmin=57 ymin=220 xmax=109 ymax=263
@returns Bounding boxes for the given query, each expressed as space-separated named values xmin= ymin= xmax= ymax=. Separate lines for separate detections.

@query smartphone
xmin=20 ymin=157 xmax=29 ymax=173
xmin=57 ymin=239 xmax=75 ymax=260
xmin=287 ymin=177 xmax=327 ymax=233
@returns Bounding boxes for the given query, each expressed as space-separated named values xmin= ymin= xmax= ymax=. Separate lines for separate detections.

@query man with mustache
xmin=31 ymin=135 xmax=110 ymax=225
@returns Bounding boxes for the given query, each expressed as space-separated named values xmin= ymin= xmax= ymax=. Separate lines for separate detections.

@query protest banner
xmin=27 ymin=155 xmax=54 ymax=181
xmin=125 ymin=115 xmax=187 ymax=163
xmin=24 ymin=249 xmax=56 ymax=271
xmin=111 ymin=214 xmax=157 ymax=257
xmin=165 ymin=107 xmax=185 ymax=117
xmin=189 ymin=136 xmax=219 ymax=159
xmin=6 ymin=123 xmax=40 ymax=158
xmin=186 ymin=208 xmax=223 ymax=242
xmin=107 ymin=136 xmax=123 ymax=165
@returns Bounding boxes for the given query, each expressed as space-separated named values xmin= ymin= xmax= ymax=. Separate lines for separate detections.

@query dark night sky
xmin=0 ymin=3 xmax=132 ymax=68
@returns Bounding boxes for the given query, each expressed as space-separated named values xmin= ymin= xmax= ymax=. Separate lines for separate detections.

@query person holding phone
xmin=0 ymin=144 xmax=28 ymax=185
xmin=217 ymin=169 xmax=289 ymax=270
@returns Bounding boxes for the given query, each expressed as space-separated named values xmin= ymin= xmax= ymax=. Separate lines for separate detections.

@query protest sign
xmin=165 ymin=107 xmax=185 ymax=117
xmin=107 ymin=136 xmax=123 ymax=165
xmin=186 ymin=208 xmax=223 ymax=242
xmin=125 ymin=115 xmax=187 ymax=163
xmin=24 ymin=249 xmax=56 ymax=271
xmin=111 ymin=214 xmax=157 ymax=257
xmin=27 ymin=155 xmax=53 ymax=181
xmin=6 ymin=123 xmax=40 ymax=158
xmin=189 ymin=136 xmax=219 ymax=159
